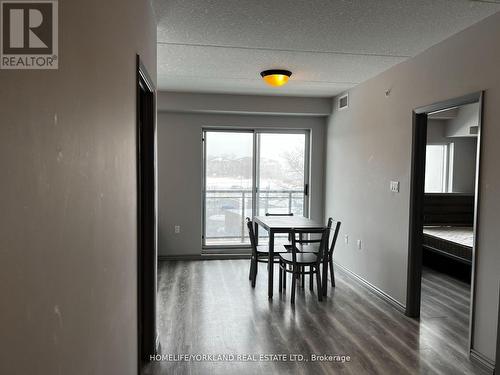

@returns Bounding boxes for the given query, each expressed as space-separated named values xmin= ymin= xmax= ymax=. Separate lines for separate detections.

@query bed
xmin=422 ymin=194 xmax=474 ymax=264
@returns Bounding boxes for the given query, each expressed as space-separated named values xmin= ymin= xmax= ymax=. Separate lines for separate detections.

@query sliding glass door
xmin=256 ymin=132 xmax=307 ymax=217
xmin=203 ymin=129 xmax=309 ymax=248
xmin=203 ymin=131 xmax=254 ymax=246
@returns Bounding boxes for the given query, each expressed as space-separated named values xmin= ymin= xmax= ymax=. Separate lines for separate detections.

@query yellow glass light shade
xmin=263 ymin=74 xmax=289 ymax=87
xmin=261 ymin=70 xmax=292 ymax=87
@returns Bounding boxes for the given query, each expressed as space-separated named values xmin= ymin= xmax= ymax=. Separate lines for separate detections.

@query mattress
xmin=422 ymin=226 xmax=473 ymax=263
xmin=423 ymin=226 xmax=473 ymax=248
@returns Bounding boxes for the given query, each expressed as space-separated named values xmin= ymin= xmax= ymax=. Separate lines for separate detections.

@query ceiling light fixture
xmin=260 ymin=70 xmax=292 ymax=87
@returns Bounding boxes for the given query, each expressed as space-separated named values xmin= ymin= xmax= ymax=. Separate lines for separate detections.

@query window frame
xmin=201 ymin=128 xmax=310 ymax=251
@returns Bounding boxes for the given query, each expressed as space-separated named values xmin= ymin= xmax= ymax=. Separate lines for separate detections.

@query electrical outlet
xmin=344 ymin=235 xmax=349 ymax=244
xmin=390 ymin=181 xmax=400 ymax=193
xmin=357 ymin=240 xmax=362 ymax=250
xmin=174 ymin=225 xmax=181 ymax=234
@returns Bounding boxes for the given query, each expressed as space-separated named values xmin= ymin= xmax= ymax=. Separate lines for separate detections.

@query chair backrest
xmin=327 ymin=219 xmax=341 ymax=259
xmin=295 ymin=219 xmax=330 ymax=245
xmin=290 ymin=227 xmax=329 ymax=265
xmin=265 ymin=212 xmax=294 ymax=216
xmin=246 ymin=217 xmax=258 ymax=257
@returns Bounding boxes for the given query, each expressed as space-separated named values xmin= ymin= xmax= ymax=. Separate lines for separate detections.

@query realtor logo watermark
xmin=1 ymin=0 xmax=58 ymax=69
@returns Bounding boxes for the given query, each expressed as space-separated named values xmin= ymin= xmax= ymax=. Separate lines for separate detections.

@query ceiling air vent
xmin=338 ymin=94 xmax=349 ymax=110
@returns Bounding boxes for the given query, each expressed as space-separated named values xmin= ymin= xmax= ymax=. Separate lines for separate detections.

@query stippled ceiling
xmin=154 ymin=0 xmax=500 ymax=97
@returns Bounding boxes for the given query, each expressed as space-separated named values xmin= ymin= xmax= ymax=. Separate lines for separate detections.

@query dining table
xmin=253 ymin=215 xmax=328 ymax=299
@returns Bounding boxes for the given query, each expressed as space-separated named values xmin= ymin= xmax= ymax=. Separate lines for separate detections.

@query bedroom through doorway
xmin=407 ymin=92 xmax=483 ymax=358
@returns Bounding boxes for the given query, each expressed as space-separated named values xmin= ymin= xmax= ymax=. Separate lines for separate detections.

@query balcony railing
xmin=204 ymin=189 xmax=304 ymax=245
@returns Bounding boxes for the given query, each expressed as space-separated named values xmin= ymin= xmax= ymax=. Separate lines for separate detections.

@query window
xmin=202 ymin=130 xmax=309 ymax=247
xmin=425 ymin=144 xmax=451 ymax=193
xmin=203 ymin=131 xmax=254 ymax=246
xmin=257 ymin=133 xmax=307 ymax=218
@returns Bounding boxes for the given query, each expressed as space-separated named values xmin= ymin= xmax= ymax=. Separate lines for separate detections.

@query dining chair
xmin=278 ymin=227 xmax=329 ymax=304
xmin=282 ymin=219 xmax=326 ymax=289
xmin=246 ymin=218 xmax=289 ymax=288
xmin=325 ymin=219 xmax=341 ymax=287
xmin=283 ymin=218 xmax=341 ymax=288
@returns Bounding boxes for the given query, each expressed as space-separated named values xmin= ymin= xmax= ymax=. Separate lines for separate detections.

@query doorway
xmin=202 ymin=129 xmax=309 ymax=249
xmin=406 ymin=92 xmax=483 ymax=355
xmin=136 ymin=56 xmax=158 ymax=366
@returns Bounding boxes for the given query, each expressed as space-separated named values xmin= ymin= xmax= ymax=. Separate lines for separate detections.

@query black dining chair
xmin=278 ymin=227 xmax=329 ymax=304
xmin=282 ymin=218 xmax=327 ymax=289
xmin=286 ymin=218 xmax=341 ymax=287
xmin=325 ymin=219 xmax=341 ymax=287
xmin=246 ymin=218 xmax=289 ymax=288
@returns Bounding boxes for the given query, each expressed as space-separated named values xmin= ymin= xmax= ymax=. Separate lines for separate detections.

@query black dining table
xmin=253 ymin=215 xmax=328 ymax=299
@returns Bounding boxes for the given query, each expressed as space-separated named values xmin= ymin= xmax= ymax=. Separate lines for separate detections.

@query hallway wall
xmin=325 ymin=11 xmax=500 ymax=361
xmin=0 ymin=1 xmax=156 ymax=374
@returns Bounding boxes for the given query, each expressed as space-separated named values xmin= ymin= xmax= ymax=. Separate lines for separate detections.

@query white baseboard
xmin=470 ymin=349 xmax=495 ymax=374
xmin=334 ymin=261 xmax=406 ymax=313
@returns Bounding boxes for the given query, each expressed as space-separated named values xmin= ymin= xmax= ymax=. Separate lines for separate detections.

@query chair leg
xmin=316 ymin=266 xmax=323 ymax=301
xmin=279 ymin=262 xmax=283 ymax=293
xmin=329 ymin=259 xmax=335 ymax=287
xmin=291 ymin=266 xmax=297 ymax=304
xmin=251 ymin=261 xmax=258 ymax=288
xmin=301 ymin=266 xmax=305 ymax=289
xmin=309 ymin=266 xmax=313 ymax=291
xmin=283 ymin=265 xmax=287 ymax=291
xmin=249 ymin=257 xmax=255 ymax=280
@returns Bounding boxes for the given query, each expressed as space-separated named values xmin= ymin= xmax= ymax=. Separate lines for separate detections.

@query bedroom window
xmin=425 ymin=144 xmax=451 ymax=193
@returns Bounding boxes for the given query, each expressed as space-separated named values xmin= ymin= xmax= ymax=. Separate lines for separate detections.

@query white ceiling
xmin=154 ymin=0 xmax=500 ymax=97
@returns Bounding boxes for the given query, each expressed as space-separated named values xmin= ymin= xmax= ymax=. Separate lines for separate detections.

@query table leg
xmin=268 ymin=230 xmax=274 ymax=299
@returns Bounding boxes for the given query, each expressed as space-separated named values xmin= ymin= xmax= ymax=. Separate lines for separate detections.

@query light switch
xmin=357 ymin=240 xmax=362 ymax=250
xmin=390 ymin=181 xmax=400 ymax=193
xmin=174 ymin=225 xmax=181 ymax=234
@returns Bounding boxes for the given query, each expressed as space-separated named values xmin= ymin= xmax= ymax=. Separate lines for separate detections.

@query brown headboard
xmin=423 ymin=194 xmax=474 ymax=226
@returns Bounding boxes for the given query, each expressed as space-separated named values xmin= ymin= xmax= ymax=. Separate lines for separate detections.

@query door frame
xmin=406 ymin=91 xmax=484 ymax=355
xmin=495 ymin=284 xmax=500 ymax=375
xmin=136 ymin=55 xmax=158 ymax=369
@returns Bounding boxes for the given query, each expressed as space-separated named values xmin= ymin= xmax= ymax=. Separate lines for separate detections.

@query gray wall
xmin=452 ymin=138 xmax=478 ymax=193
xmin=447 ymin=102 xmax=480 ymax=137
xmin=427 ymin=119 xmax=447 ymax=143
xmin=157 ymin=108 xmax=326 ymax=256
xmin=0 ymin=1 xmax=156 ymax=374
xmin=157 ymin=91 xmax=332 ymax=116
xmin=325 ymin=12 xmax=500 ymax=361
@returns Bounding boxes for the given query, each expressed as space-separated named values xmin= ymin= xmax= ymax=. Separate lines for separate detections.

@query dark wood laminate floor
xmin=144 ymin=261 xmax=483 ymax=375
